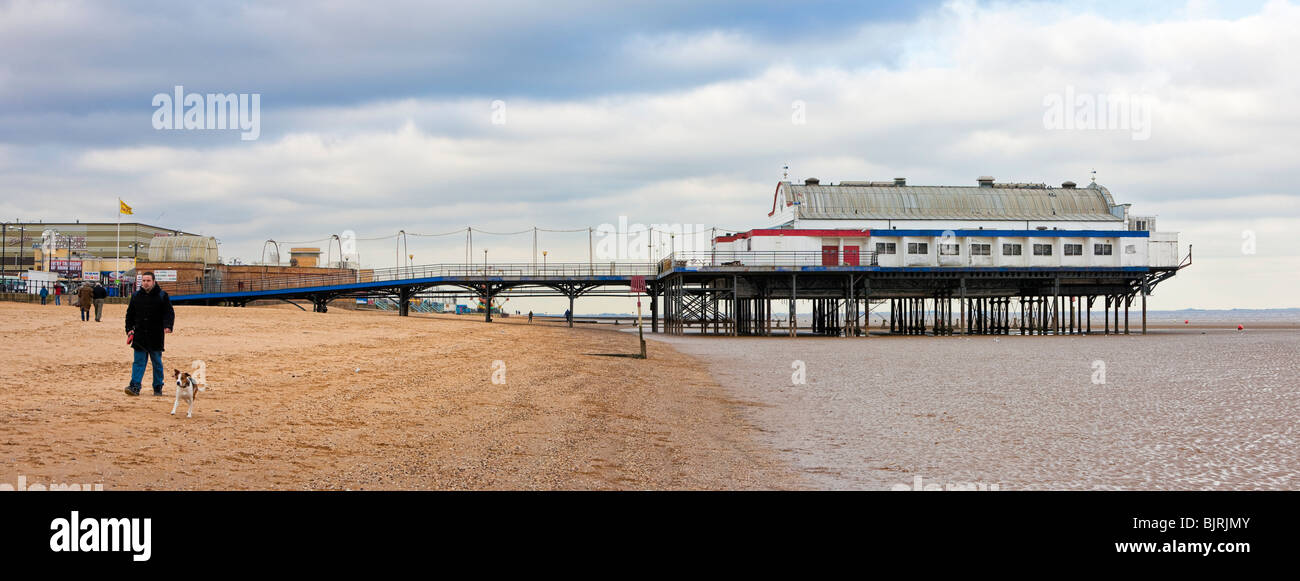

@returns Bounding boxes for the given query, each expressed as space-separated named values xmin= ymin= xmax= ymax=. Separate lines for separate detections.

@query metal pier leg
xmin=1124 ymin=294 xmax=1130 ymax=335
xmin=1114 ymin=294 xmax=1120 ymax=335
xmin=959 ymin=280 xmax=967 ymax=335
xmin=732 ymin=275 xmax=739 ymax=337
xmin=1104 ymin=295 xmax=1110 ymax=334
xmin=789 ymin=274 xmax=797 ymax=338
xmin=568 ymin=293 xmax=574 ymax=328
xmin=1086 ymin=295 xmax=1092 ymax=334
xmin=1141 ymin=284 xmax=1148 ymax=335
xmin=650 ymin=290 xmax=658 ymax=334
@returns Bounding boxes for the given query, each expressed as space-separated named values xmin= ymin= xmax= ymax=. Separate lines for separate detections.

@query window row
xmin=873 ymin=242 xmax=1115 ymax=256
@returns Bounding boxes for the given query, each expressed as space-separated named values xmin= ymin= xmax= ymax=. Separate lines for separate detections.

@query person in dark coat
xmin=77 ymin=283 xmax=94 ymax=321
xmin=92 ymin=282 xmax=107 ymax=322
xmin=124 ymin=272 xmax=175 ymax=396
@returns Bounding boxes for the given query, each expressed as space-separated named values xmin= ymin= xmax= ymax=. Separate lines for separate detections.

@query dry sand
xmin=649 ymin=325 xmax=1300 ymax=490
xmin=0 ymin=301 xmax=796 ymax=490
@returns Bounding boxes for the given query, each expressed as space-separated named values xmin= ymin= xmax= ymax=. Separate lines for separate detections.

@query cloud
xmin=0 ymin=0 xmax=1297 ymax=309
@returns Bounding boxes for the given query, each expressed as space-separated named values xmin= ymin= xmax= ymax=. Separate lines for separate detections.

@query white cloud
xmin=2 ymin=0 xmax=1298 ymax=309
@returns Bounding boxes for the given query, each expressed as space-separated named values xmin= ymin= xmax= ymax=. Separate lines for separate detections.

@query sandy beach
xmin=4 ymin=299 xmax=1296 ymax=491
xmin=0 ymin=301 xmax=795 ymax=490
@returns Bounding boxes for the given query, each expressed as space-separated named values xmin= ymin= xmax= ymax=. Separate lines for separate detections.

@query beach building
xmin=712 ymin=177 xmax=1179 ymax=270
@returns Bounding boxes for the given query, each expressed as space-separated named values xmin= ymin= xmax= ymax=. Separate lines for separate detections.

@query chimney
xmin=894 ymin=177 xmax=906 ymax=186
xmin=1061 ymin=181 xmax=1077 ymax=189
xmin=804 ymin=177 xmax=820 ymax=186
xmin=977 ymin=176 xmax=995 ymax=188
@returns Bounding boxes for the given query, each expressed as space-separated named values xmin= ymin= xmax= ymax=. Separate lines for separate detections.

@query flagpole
xmin=116 ymin=198 xmax=121 ymax=285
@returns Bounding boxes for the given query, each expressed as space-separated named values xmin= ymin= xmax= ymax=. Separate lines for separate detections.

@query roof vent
xmin=1061 ymin=181 xmax=1077 ymax=189
xmin=977 ymin=176 xmax=995 ymax=188
xmin=804 ymin=177 xmax=820 ymax=186
xmin=894 ymin=177 xmax=906 ymax=186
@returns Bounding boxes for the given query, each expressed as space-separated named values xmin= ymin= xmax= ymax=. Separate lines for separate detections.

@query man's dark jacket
xmin=125 ymin=285 xmax=175 ymax=352
xmin=92 ymin=285 xmax=107 ymax=300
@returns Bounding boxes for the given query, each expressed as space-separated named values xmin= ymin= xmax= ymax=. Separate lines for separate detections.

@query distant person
xmin=77 ymin=282 xmax=93 ymax=322
xmin=53 ymin=283 xmax=62 ymax=306
xmin=527 ymin=311 xmax=533 ymax=323
xmin=564 ymin=309 xmax=572 ymax=324
xmin=124 ymin=272 xmax=175 ymax=397
xmin=92 ymin=282 xmax=107 ymax=322
xmin=39 ymin=286 xmax=49 ymax=305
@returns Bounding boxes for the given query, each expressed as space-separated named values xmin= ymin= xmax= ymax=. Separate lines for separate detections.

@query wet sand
xmin=648 ymin=326 xmax=1299 ymax=490
xmin=0 ymin=301 xmax=796 ymax=490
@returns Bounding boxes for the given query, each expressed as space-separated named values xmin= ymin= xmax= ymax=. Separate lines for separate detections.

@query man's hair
xmin=141 ymin=271 xmax=155 ymax=280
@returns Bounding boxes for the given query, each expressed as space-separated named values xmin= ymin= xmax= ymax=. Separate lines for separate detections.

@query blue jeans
xmin=130 ymin=350 xmax=165 ymax=390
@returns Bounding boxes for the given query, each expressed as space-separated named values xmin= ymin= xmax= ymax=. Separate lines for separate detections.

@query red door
xmin=843 ymin=245 xmax=860 ymax=266
xmin=821 ymin=245 xmax=839 ymax=266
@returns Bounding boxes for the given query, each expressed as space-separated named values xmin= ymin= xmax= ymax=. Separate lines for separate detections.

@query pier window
xmin=1094 ymin=243 xmax=1113 ymax=256
xmin=970 ymin=243 xmax=991 ymax=256
xmin=1064 ymin=243 xmax=1083 ymax=256
xmin=907 ymin=243 xmax=928 ymax=254
xmin=1125 ymin=244 xmax=1137 ymax=254
xmin=1033 ymin=244 xmax=1053 ymax=256
xmin=875 ymin=242 xmax=896 ymax=255
xmin=1002 ymin=243 xmax=1022 ymax=256
xmin=939 ymin=244 xmax=960 ymax=255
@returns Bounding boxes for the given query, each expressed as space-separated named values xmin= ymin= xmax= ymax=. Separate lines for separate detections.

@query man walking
xmin=39 ymin=285 xmax=48 ymax=305
xmin=77 ymin=282 xmax=93 ymax=322
xmin=124 ymin=272 xmax=175 ymax=397
xmin=92 ymin=282 xmax=107 ymax=322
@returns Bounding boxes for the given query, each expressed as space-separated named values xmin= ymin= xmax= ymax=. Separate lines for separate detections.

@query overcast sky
xmin=1 ymin=0 xmax=1296 ymax=310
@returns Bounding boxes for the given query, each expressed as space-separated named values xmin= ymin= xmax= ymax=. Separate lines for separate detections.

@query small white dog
xmin=172 ymin=369 xmax=205 ymax=418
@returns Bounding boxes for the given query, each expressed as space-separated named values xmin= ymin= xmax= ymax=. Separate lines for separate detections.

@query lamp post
xmin=542 ymin=250 xmax=548 ymax=274
xmin=397 ymin=230 xmax=408 ymax=277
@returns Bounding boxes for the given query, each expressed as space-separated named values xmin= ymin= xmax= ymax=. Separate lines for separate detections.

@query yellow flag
xmin=119 ymin=199 xmax=133 ymax=215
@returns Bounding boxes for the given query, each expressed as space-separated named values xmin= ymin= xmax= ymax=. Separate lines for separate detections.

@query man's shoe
xmin=125 ymin=386 xmax=140 ymax=396
xmin=152 ymin=387 xmax=164 ymax=396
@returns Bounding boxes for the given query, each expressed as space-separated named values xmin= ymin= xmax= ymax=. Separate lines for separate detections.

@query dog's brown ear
xmin=174 ymin=369 xmax=180 ymax=377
